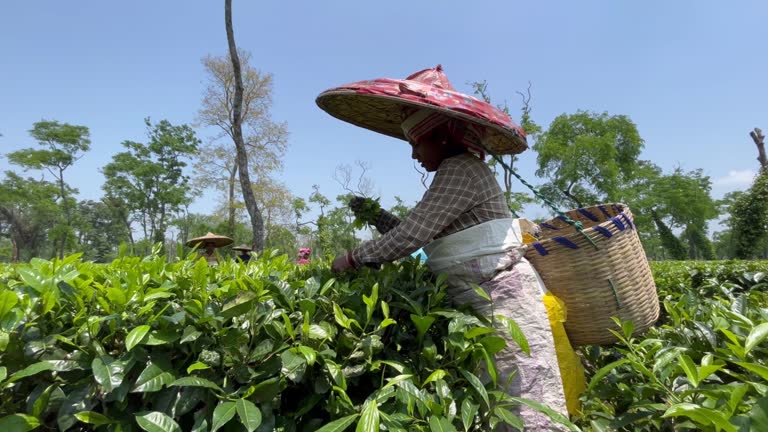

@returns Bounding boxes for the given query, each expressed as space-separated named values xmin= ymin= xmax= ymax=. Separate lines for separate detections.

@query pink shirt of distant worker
xmin=297 ymin=248 xmax=311 ymax=265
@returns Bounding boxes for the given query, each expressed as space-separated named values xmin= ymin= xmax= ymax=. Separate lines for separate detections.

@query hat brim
xmin=185 ymin=236 xmax=233 ymax=248
xmin=316 ymin=90 xmax=528 ymax=155
xmin=232 ymin=245 xmax=253 ymax=251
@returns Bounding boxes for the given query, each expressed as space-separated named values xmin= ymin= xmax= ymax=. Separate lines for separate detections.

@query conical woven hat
xmin=185 ymin=232 xmax=233 ymax=248
xmin=316 ymin=65 xmax=527 ymax=155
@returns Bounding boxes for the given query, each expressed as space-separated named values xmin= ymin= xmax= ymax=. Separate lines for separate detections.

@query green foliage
xmin=577 ymin=260 xmax=768 ymax=431
xmin=102 ymin=118 xmax=200 ymax=244
xmin=350 ymin=197 xmax=381 ymax=230
xmin=7 ymin=121 xmax=91 ymax=174
xmin=0 ymin=252 xmax=565 ymax=431
xmin=0 ymin=172 xmax=61 ymax=261
xmin=7 ymin=120 xmax=92 ymax=258
xmin=74 ymin=200 xmax=132 ymax=262
xmin=534 ymin=111 xmax=644 ymax=207
xmin=469 ymin=80 xmax=537 ymax=214
xmin=683 ymin=224 xmax=716 ymax=260
xmin=650 ymin=168 xmax=717 ymax=229
xmin=651 ymin=209 xmax=688 ymax=260
xmin=731 ymin=169 xmax=768 ymax=259
xmin=388 ymin=196 xmax=413 ymax=220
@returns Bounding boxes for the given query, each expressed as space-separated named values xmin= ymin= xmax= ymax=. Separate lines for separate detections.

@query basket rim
xmin=525 ymin=203 xmax=635 ymax=257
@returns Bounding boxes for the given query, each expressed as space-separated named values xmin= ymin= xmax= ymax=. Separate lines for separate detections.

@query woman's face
xmin=410 ymin=129 xmax=449 ymax=172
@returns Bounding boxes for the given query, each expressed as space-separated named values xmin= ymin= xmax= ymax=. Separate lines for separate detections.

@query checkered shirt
xmin=352 ymin=153 xmax=511 ymax=265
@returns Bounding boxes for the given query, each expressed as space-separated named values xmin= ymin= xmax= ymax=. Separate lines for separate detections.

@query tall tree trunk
xmin=228 ymin=162 xmax=238 ymax=238
xmin=225 ymin=0 xmax=264 ymax=251
xmin=58 ymin=168 xmax=69 ymax=259
xmin=751 ymin=127 xmax=767 ymax=169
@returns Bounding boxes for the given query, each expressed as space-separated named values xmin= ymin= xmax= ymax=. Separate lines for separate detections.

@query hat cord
xmin=475 ymin=142 xmax=599 ymax=250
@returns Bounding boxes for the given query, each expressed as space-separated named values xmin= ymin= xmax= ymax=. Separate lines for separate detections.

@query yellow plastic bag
xmin=542 ymin=292 xmax=587 ymax=415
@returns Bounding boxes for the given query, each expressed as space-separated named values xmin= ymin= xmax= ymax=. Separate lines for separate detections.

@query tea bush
xmin=577 ymin=260 xmax=768 ymax=431
xmin=0 ymin=250 xmax=571 ymax=432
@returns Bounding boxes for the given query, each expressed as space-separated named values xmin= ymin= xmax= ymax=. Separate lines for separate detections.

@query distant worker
xmin=232 ymin=244 xmax=253 ymax=263
xmin=297 ymin=247 xmax=311 ymax=265
xmin=186 ymin=232 xmax=233 ymax=266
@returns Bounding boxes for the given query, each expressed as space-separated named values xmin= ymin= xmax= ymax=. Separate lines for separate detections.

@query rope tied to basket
xmin=474 ymin=141 xmax=599 ymax=250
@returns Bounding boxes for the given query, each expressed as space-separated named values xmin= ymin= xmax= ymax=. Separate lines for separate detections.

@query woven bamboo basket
xmin=523 ymin=203 xmax=659 ymax=346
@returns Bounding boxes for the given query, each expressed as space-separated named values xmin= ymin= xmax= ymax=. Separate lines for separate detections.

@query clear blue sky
xmin=1 ymin=1 xmax=767 ymax=227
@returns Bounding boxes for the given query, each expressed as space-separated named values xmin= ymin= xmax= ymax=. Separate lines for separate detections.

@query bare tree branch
xmin=750 ymin=127 xmax=767 ymax=169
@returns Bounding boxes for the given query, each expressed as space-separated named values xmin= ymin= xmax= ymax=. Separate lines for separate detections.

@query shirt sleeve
xmin=351 ymin=158 xmax=478 ymax=265
xmin=374 ymin=209 xmax=401 ymax=234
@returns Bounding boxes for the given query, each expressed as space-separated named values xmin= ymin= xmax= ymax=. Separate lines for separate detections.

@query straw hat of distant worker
xmin=232 ymin=244 xmax=253 ymax=252
xmin=232 ymin=244 xmax=253 ymax=263
xmin=186 ymin=232 xmax=233 ymax=265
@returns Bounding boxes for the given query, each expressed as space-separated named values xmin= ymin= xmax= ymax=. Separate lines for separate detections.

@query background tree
xmin=730 ymin=170 xmax=768 ymax=259
xmin=471 ymin=81 xmax=539 ymax=215
xmin=195 ymin=49 xmax=288 ymax=237
xmin=651 ymin=208 xmax=688 ymax=260
xmin=74 ymin=200 xmax=132 ymax=262
xmin=534 ymin=111 xmax=643 ymax=208
xmin=220 ymin=0 xmax=287 ymax=252
xmin=0 ymin=172 xmax=60 ymax=261
xmin=750 ymin=127 xmax=766 ymax=169
xmin=102 ymin=118 xmax=200 ymax=250
xmin=729 ymin=128 xmax=768 ymax=259
xmin=7 ymin=120 xmax=91 ymax=257
xmin=648 ymin=168 xmax=717 ymax=259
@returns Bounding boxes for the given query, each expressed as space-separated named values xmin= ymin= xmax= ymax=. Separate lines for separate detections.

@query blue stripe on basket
xmin=611 ymin=217 xmax=626 ymax=231
xmin=598 ymin=205 xmax=611 ymax=218
xmin=553 ymin=237 xmax=579 ymax=249
xmin=621 ymin=213 xmax=635 ymax=230
xmin=532 ymin=242 xmax=548 ymax=256
xmin=540 ymin=222 xmax=559 ymax=231
xmin=593 ymin=226 xmax=613 ymax=238
xmin=577 ymin=208 xmax=600 ymax=222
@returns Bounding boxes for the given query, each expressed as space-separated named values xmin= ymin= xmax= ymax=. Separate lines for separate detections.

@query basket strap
xmin=476 ymin=142 xmax=599 ymax=250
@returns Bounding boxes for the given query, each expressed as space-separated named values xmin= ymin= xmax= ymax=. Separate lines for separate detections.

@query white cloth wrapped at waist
xmin=424 ymin=217 xmax=544 ymax=293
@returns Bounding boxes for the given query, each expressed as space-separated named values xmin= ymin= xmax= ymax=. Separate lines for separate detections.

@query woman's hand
xmin=331 ymin=252 xmax=355 ymax=273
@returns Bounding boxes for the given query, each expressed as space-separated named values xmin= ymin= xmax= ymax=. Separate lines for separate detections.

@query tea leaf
xmin=410 ymin=314 xmax=436 ymax=340
xmin=8 ymin=361 xmax=53 ymax=383
xmin=499 ymin=316 xmax=530 ymax=355
xmin=170 ymin=377 xmax=224 ymax=393
xmin=587 ymin=359 xmax=629 ymax=391
xmin=74 ymin=411 xmax=114 ymax=426
xmin=356 ymin=399 xmax=380 ymax=432
xmin=734 ymin=361 xmax=768 ymax=381
xmin=749 ymin=396 xmax=768 ymax=432
xmin=460 ymin=369 xmax=489 ymax=408
xmin=92 ymin=356 xmax=125 ymax=393
xmin=211 ymin=401 xmax=237 ymax=432
xmin=132 ymin=362 xmax=175 ymax=393
xmin=470 ymin=283 xmax=491 ymax=302
xmin=461 ymin=397 xmax=479 ymax=431
xmin=422 ymin=369 xmax=447 ymax=387
xmin=0 ymin=291 xmax=19 ymax=319
xmin=428 ymin=415 xmax=458 ymax=432
xmin=135 ymin=411 xmax=181 ymax=432
xmin=745 ymin=322 xmax=768 ymax=354
xmin=315 ymin=414 xmax=359 ymax=432
xmin=0 ymin=414 xmax=41 ymax=432
xmin=678 ymin=355 xmax=699 ymax=387
xmin=125 ymin=325 xmax=151 ymax=351
xmin=236 ymin=398 xmax=262 ymax=432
